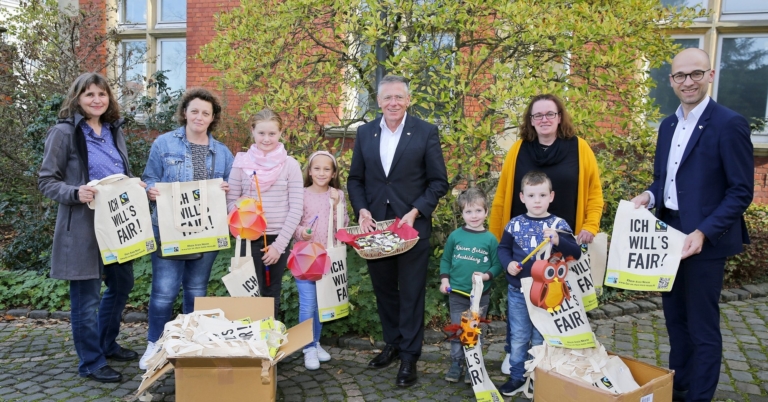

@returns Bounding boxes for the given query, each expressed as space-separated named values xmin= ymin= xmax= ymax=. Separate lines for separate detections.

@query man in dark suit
xmin=632 ymin=48 xmax=753 ymax=402
xmin=347 ymin=75 xmax=448 ymax=387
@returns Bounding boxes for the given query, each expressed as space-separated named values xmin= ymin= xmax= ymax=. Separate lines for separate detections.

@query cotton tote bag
xmin=156 ymin=178 xmax=231 ymax=257
xmin=88 ymin=174 xmax=156 ymax=264
xmin=316 ymin=197 xmax=349 ymax=322
xmin=222 ymin=238 xmax=261 ymax=297
xmin=605 ymin=200 xmax=686 ymax=292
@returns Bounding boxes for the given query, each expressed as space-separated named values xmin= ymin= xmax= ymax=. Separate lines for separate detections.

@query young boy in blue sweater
xmin=497 ymin=171 xmax=582 ymax=396
xmin=439 ymin=187 xmax=503 ymax=383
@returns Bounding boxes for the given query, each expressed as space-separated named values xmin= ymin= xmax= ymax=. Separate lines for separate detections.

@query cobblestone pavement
xmin=2 ymin=298 xmax=768 ymax=401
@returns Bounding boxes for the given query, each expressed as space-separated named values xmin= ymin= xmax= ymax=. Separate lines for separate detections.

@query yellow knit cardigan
xmin=488 ymin=137 xmax=604 ymax=241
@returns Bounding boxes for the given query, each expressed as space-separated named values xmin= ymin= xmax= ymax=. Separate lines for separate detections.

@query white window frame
xmin=156 ymin=37 xmax=187 ymax=93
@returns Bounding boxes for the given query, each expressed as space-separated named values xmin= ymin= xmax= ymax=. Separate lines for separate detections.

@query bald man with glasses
xmin=632 ymin=48 xmax=753 ymax=402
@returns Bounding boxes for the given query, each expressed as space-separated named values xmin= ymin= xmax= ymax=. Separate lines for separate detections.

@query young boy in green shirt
xmin=439 ymin=187 xmax=503 ymax=383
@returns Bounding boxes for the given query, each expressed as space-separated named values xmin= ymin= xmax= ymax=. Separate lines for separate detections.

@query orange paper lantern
xmin=228 ymin=197 xmax=267 ymax=240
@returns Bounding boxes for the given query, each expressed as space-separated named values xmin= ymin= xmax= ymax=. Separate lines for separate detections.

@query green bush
xmin=725 ymin=203 xmax=768 ymax=285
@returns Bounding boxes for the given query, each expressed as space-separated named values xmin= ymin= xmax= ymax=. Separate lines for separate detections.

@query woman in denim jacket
xmin=139 ymin=88 xmax=234 ymax=369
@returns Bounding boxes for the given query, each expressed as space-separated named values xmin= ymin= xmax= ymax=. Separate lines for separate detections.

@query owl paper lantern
xmin=287 ymin=241 xmax=331 ymax=281
xmin=529 ymin=253 xmax=571 ymax=313
xmin=228 ymin=197 xmax=267 ymax=240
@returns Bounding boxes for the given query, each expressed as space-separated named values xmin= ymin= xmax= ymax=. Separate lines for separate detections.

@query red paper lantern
xmin=287 ymin=241 xmax=331 ymax=281
xmin=228 ymin=197 xmax=267 ymax=240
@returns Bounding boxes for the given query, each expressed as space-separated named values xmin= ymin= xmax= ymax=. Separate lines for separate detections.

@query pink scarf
xmin=232 ymin=143 xmax=288 ymax=192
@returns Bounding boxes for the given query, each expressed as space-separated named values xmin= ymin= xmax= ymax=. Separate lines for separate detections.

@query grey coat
xmin=38 ymin=114 xmax=132 ymax=280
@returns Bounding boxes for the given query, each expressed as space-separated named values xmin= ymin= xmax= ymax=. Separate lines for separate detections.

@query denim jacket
xmin=142 ymin=126 xmax=234 ymax=226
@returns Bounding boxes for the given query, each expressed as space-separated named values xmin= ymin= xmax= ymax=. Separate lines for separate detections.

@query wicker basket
xmin=341 ymin=219 xmax=419 ymax=260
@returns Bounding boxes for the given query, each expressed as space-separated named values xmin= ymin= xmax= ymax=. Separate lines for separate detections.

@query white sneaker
xmin=316 ymin=343 xmax=331 ymax=362
xmin=139 ymin=341 xmax=158 ymax=370
xmin=304 ymin=347 xmax=320 ymax=370
xmin=501 ymin=353 xmax=511 ymax=375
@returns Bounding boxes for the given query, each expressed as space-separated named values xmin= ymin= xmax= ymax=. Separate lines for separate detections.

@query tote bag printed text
xmin=606 ymin=200 xmax=686 ymax=291
xmin=156 ymin=179 xmax=230 ymax=256
xmin=316 ymin=199 xmax=349 ymax=322
xmin=522 ymin=276 xmax=595 ymax=349
xmin=89 ymin=174 xmax=156 ymax=264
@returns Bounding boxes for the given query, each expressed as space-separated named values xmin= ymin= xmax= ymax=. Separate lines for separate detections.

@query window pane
xmin=722 ymin=0 xmax=768 ymax=13
xmin=121 ymin=41 xmax=147 ymax=107
xmin=717 ymin=37 xmax=768 ymax=129
xmin=122 ymin=0 xmax=146 ymax=24
xmin=649 ymin=39 xmax=701 ymax=118
xmin=159 ymin=40 xmax=187 ymax=92
xmin=160 ymin=0 xmax=186 ymax=22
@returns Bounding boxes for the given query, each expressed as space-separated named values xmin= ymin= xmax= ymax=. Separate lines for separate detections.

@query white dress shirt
xmin=379 ymin=112 xmax=407 ymax=177
xmin=647 ymin=97 xmax=710 ymax=210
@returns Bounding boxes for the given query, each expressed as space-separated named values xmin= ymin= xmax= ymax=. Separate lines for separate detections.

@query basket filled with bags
xmin=335 ymin=217 xmax=419 ymax=260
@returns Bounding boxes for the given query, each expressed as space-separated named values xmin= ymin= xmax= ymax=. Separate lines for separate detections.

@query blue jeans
xmin=295 ymin=279 xmax=322 ymax=350
xmin=147 ymin=225 xmax=218 ymax=342
xmin=507 ymin=284 xmax=543 ymax=382
xmin=70 ymin=260 xmax=134 ymax=376
xmin=449 ymin=292 xmax=490 ymax=361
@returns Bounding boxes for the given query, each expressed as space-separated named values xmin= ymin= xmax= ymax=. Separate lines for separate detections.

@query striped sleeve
xmin=270 ymin=158 xmax=304 ymax=254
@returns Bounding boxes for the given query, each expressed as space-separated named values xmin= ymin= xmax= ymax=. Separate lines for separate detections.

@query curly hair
xmin=58 ymin=73 xmax=120 ymax=123
xmin=175 ymin=88 xmax=223 ymax=133
xmin=518 ymin=94 xmax=576 ymax=142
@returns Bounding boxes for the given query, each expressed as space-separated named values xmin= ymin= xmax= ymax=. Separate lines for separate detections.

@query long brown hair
xmin=518 ymin=94 xmax=576 ymax=142
xmin=58 ymin=73 xmax=120 ymax=123
xmin=175 ymin=88 xmax=223 ymax=133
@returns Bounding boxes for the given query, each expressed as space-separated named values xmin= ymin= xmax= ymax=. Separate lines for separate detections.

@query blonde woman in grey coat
xmin=38 ymin=73 xmax=145 ymax=383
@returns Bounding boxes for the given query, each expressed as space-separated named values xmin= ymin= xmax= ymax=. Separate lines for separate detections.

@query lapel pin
xmin=699 ymin=125 xmax=703 ymax=130
xmin=671 ymin=123 xmax=675 ymax=127
xmin=374 ymin=133 xmax=377 ymax=137
xmin=407 ymin=132 xmax=411 ymax=136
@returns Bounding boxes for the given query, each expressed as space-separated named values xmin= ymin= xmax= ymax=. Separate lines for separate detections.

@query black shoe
xmin=106 ymin=346 xmax=139 ymax=362
xmin=396 ymin=359 xmax=418 ymax=387
xmin=368 ymin=344 xmax=399 ymax=369
xmin=672 ymin=388 xmax=688 ymax=402
xmin=87 ymin=365 xmax=122 ymax=383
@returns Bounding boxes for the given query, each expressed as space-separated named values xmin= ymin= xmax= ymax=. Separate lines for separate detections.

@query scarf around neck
xmin=232 ymin=143 xmax=288 ymax=192
xmin=521 ymin=136 xmax=572 ymax=167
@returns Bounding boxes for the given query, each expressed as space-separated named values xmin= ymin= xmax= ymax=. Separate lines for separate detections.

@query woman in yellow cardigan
xmin=489 ymin=94 xmax=603 ymax=243
xmin=490 ymin=94 xmax=603 ymax=376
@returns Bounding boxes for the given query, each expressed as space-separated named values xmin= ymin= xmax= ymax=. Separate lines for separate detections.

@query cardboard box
xmin=135 ymin=297 xmax=312 ymax=402
xmin=534 ymin=353 xmax=674 ymax=402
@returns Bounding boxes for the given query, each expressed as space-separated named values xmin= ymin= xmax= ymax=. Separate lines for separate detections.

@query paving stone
xmin=613 ymin=302 xmax=639 ymax=315
xmin=731 ymin=288 xmax=751 ymax=300
xmin=28 ymin=310 xmax=49 ymax=320
xmin=423 ymin=330 xmax=444 ymax=344
xmin=601 ymin=304 xmax=623 ymax=318
xmin=731 ymin=370 xmax=754 ymax=382
xmin=741 ymin=285 xmax=768 ymax=299
xmin=7 ymin=308 xmax=31 ymax=317
xmin=587 ymin=309 xmax=607 ymax=320
xmin=50 ymin=311 xmax=71 ymax=321
xmin=123 ymin=312 xmax=147 ymax=323
xmin=721 ymin=290 xmax=739 ymax=302
xmin=735 ymin=381 xmax=762 ymax=394
xmin=647 ymin=297 xmax=664 ymax=308
xmin=633 ymin=300 xmax=657 ymax=312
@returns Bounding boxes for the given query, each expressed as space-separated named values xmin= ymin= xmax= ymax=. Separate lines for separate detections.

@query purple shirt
xmin=80 ymin=120 xmax=125 ymax=180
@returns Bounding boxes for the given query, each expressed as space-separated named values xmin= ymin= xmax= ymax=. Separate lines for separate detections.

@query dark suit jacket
xmin=648 ymin=98 xmax=753 ymax=260
xmin=347 ymin=115 xmax=449 ymax=240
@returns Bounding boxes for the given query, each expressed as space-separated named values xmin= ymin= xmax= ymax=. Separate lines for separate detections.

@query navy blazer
xmin=648 ymin=99 xmax=753 ymax=260
xmin=347 ymin=115 xmax=449 ymax=239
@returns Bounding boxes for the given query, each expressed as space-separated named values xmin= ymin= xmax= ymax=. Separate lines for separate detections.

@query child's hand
xmin=543 ymin=228 xmax=559 ymax=246
xmin=507 ymin=261 xmax=521 ymax=276
xmin=300 ymin=228 xmax=312 ymax=241
xmin=473 ymin=272 xmax=490 ymax=281
xmin=330 ymin=188 xmax=340 ymax=206
xmin=440 ymin=278 xmax=450 ymax=294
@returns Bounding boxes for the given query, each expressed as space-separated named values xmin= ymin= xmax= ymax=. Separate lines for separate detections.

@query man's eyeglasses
xmin=670 ymin=69 xmax=710 ymax=84
xmin=530 ymin=112 xmax=560 ymax=121
xmin=380 ymin=95 xmax=407 ymax=103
